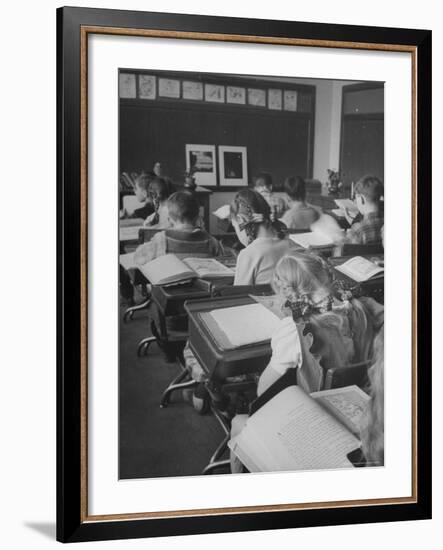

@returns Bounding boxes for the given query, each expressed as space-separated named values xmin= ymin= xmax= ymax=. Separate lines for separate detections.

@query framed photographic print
xmin=218 ymin=145 xmax=248 ymax=186
xmin=185 ymin=144 xmax=217 ymax=186
xmin=57 ymin=6 xmax=431 ymax=544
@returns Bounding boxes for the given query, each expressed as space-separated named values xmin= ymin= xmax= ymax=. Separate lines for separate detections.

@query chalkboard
xmin=119 ymin=99 xmax=314 ymax=190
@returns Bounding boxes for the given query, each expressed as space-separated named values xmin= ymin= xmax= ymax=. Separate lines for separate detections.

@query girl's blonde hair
xmin=273 ymin=251 xmax=376 ymax=366
xmin=360 ymin=329 xmax=384 ymax=465
xmin=272 ymin=251 xmax=332 ymax=301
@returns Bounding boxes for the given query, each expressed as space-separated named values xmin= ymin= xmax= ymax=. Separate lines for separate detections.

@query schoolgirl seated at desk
xmin=230 ymin=188 xmax=297 ymax=285
xmin=228 ymin=250 xmax=384 ymax=472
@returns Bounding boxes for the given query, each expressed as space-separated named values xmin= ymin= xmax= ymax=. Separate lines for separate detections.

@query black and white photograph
xmin=118 ymin=69 xmax=385 ymax=479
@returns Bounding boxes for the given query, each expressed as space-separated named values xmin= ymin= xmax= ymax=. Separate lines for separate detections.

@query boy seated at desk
xmin=134 ymin=191 xmax=223 ymax=266
xmin=280 ymin=175 xmax=320 ymax=230
xmin=253 ymin=172 xmax=288 ymax=220
xmin=341 ymin=175 xmax=384 ymax=246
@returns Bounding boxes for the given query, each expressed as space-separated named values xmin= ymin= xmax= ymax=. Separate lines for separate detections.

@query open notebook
xmin=229 ymin=385 xmax=370 ymax=473
xmin=289 ymin=232 xmax=334 ymax=248
xmin=334 ymin=198 xmax=359 ymax=218
xmin=335 ymin=256 xmax=384 ymax=282
xmin=139 ymin=254 xmax=235 ymax=286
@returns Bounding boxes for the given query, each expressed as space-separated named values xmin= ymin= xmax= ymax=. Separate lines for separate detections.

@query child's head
xmin=354 ymin=175 xmax=384 ymax=214
xmin=167 ymin=191 xmax=200 ymax=226
xmin=134 ymin=173 xmax=153 ymax=203
xmin=301 ymin=312 xmax=354 ymax=372
xmin=272 ymin=251 xmax=332 ymax=307
xmin=148 ymin=177 xmax=170 ymax=209
xmin=230 ymin=188 xmax=283 ymax=246
xmin=153 ymin=161 xmax=163 ymax=177
xmin=254 ymin=172 xmax=273 ymax=193
xmin=284 ymin=175 xmax=307 ymax=202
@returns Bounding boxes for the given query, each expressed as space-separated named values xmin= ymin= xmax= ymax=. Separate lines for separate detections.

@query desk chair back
xmin=164 ymin=229 xmax=215 ymax=259
xmin=324 ymin=360 xmax=370 ymax=390
xmin=340 ymin=243 xmax=384 ymax=257
xmin=213 ymin=284 xmax=272 ymax=298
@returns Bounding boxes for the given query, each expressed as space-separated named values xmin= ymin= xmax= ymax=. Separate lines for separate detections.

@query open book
xmin=289 ymin=214 xmax=344 ymax=248
xmin=139 ymin=254 xmax=235 ymax=286
xmin=334 ymin=198 xmax=359 ymax=218
xmin=289 ymin=232 xmax=335 ymax=248
xmin=229 ymin=385 xmax=369 ymax=473
xmin=335 ymin=256 xmax=384 ymax=283
xmin=212 ymin=204 xmax=231 ymax=220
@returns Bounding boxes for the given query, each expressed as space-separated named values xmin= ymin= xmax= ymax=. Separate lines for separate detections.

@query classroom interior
xmin=119 ymin=70 xmax=384 ymax=479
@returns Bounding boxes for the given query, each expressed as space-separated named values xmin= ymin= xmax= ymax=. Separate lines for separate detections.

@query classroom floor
xmin=119 ymin=298 xmax=224 ymax=479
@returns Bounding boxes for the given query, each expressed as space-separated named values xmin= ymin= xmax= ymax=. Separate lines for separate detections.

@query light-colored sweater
xmin=234 ymin=237 xmax=296 ymax=286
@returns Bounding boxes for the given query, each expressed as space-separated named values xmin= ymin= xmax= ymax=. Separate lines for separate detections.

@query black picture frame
xmin=57 ymin=6 xmax=432 ymax=543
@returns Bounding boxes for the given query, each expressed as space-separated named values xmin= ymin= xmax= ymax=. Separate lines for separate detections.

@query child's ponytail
xmin=230 ymin=189 xmax=286 ymax=243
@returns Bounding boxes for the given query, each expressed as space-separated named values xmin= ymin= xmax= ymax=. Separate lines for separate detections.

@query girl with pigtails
xmin=230 ymin=250 xmax=384 ymax=471
xmin=230 ymin=189 xmax=296 ymax=286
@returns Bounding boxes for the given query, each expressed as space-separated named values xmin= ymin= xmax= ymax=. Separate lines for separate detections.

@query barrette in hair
xmin=332 ymin=279 xmax=362 ymax=301
xmin=284 ymin=293 xmax=333 ymax=321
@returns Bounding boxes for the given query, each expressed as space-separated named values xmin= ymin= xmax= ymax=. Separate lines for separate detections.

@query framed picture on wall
xmin=185 ymin=144 xmax=217 ymax=186
xmin=58 ymin=6 xmax=431 ymax=544
xmin=218 ymin=146 xmax=248 ymax=187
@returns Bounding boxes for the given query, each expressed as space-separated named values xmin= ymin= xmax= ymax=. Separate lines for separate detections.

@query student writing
xmin=342 ymin=175 xmax=384 ymax=245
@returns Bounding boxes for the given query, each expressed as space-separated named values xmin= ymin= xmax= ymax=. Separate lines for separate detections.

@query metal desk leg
xmin=160 ymin=370 xmax=198 ymax=408
xmin=136 ymin=336 xmax=157 ymax=357
xmin=123 ymin=297 xmax=151 ymax=322
xmin=202 ymin=405 xmax=231 ymax=475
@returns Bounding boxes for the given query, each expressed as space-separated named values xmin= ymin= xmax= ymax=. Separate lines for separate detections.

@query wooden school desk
xmin=119 ymin=218 xmax=144 ymax=252
xmin=184 ymin=291 xmax=274 ymax=474
xmin=185 ymin=294 xmax=274 ymax=383
xmin=140 ymin=255 xmax=237 ymax=354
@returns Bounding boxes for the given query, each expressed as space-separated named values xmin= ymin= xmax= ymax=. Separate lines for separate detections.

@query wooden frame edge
xmin=76 ymin=22 xmax=423 ymax=528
